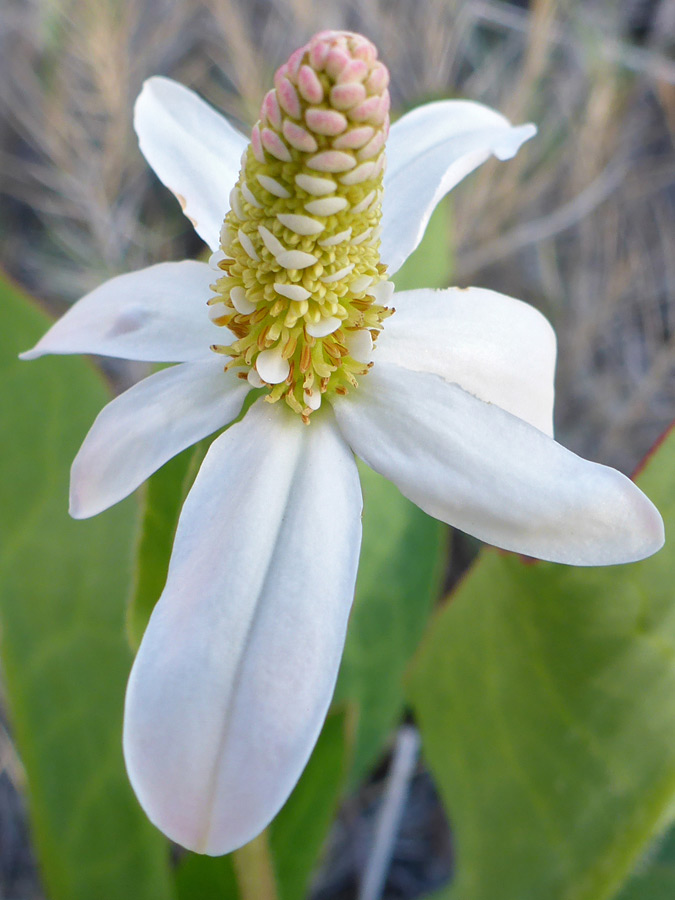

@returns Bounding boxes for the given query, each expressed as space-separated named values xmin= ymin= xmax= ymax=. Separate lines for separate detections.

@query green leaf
xmin=174 ymin=854 xmax=239 ymax=900
xmin=391 ymin=197 xmax=452 ymax=292
xmin=335 ymin=463 xmax=446 ymax=783
xmin=619 ymin=869 xmax=675 ymax=900
xmin=270 ymin=709 xmax=349 ymax=900
xmin=0 ymin=274 xmax=174 ymax=900
xmin=617 ymin=819 xmax=675 ymax=899
xmin=174 ymin=710 xmax=349 ymax=900
xmin=406 ymin=428 xmax=675 ymax=900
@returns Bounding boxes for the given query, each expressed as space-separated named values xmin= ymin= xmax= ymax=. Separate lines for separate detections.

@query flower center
xmin=209 ymin=30 xmax=394 ymax=420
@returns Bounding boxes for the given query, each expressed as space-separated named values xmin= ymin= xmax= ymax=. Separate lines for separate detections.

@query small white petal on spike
xmin=303 ymin=389 xmax=322 ymax=410
xmin=251 ymin=123 xmax=266 ymax=163
xmin=318 ymin=228 xmax=352 ymax=247
xmin=346 ymin=328 xmax=373 ymax=363
xmin=276 ymin=213 xmax=324 ymax=236
xmin=350 ymin=274 xmax=373 ymax=294
xmin=371 ymin=280 xmax=395 ymax=304
xmin=320 ymin=264 xmax=355 ymax=284
xmin=247 ymin=368 xmax=265 ymax=388
xmin=340 ymin=161 xmax=377 ymax=185
xmin=297 ymin=65 xmax=324 ymax=104
xmin=256 ymin=174 xmax=291 ymax=198
xmin=351 ymin=189 xmax=376 ymax=215
xmin=276 ymin=250 xmax=318 ymax=269
xmin=333 ymin=125 xmax=375 ymax=150
xmin=368 ymin=224 xmax=383 ymax=245
xmin=261 ymin=127 xmax=292 ymax=162
xmin=351 ymin=227 xmax=373 ymax=245
xmin=238 ymin=228 xmax=259 ymax=261
xmin=356 ymin=128 xmax=387 ymax=162
xmin=229 ymin=187 xmax=246 ymax=221
xmin=230 ymin=286 xmax=257 ymax=315
xmin=208 ymin=250 xmax=227 ymax=270
xmin=283 ymin=119 xmax=318 ymax=153
xmin=258 ymin=225 xmax=287 ymax=257
xmin=307 ymin=150 xmax=357 ymax=173
xmin=276 ymin=78 xmax=301 ymax=120
xmin=240 ymin=182 xmax=262 ymax=208
xmin=295 ymin=173 xmax=338 ymax=196
xmin=256 ymin=347 xmax=290 ymax=384
xmin=331 ymin=82 xmax=366 ymax=111
xmin=304 ymin=197 xmax=349 ymax=216
xmin=208 ymin=301 xmax=229 ymax=321
xmin=306 ymin=316 xmax=341 ymax=337
xmin=220 ymin=221 xmax=233 ymax=246
xmin=274 ymin=282 xmax=312 ymax=301
xmin=305 ymin=108 xmax=347 ymax=136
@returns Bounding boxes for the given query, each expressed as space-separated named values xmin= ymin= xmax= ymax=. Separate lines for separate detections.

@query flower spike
xmin=210 ymin=31 xmax=394 ymax=420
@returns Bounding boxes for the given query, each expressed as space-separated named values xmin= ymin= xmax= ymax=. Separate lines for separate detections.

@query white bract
xmin=22 ymin=30 xmax=664 ymax=857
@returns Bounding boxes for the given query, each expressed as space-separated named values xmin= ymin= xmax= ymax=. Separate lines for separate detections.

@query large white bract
xmin=22 ymin=30 xmax=664 ymax=856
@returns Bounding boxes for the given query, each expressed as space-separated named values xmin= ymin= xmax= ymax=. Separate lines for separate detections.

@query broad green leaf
xmin=617 ymin=824 xmax=675 ymax=900
xmin=392 ymin=197 xmax=452 ymax=292
xmin=270 ymin=709 xmax=349 ymax=900
xmin=0 ymin=274 xmax=174 ymax=900
xmin=407 ymin=428 xmax=675 ymax=900
xmin=174 ymin=710 xmax=349 ymax=900
xmin=174 ymin=853 xmax=239 ymax=900
xmin=619 ymin=869 xmax=675 ymax=900
xmin=335 ymin=463 xmax=446 ymax=783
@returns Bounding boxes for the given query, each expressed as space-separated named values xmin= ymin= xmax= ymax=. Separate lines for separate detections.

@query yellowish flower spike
xmin=209 ymin=30 xmax=394 ymax=419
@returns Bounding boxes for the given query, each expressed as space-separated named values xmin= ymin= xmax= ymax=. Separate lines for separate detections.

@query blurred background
xmin=1 ymin=0 xmax=674 ymax=896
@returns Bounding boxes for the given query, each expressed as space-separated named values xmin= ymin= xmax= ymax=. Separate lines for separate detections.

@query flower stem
xmin=232 ymin=830 xmax=278 ymax=900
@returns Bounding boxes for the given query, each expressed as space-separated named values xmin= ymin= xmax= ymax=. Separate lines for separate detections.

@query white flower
xmin=22 ymin=30 xmax=663 ymax=857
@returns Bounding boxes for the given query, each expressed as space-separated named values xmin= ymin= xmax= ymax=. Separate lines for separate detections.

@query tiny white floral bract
xmin=22 ymin=30 xmax=664 ymax=856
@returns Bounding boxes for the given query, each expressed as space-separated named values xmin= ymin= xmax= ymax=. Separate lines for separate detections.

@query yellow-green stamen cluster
xmin=209 ymin=29 xmax=393 ymax=420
